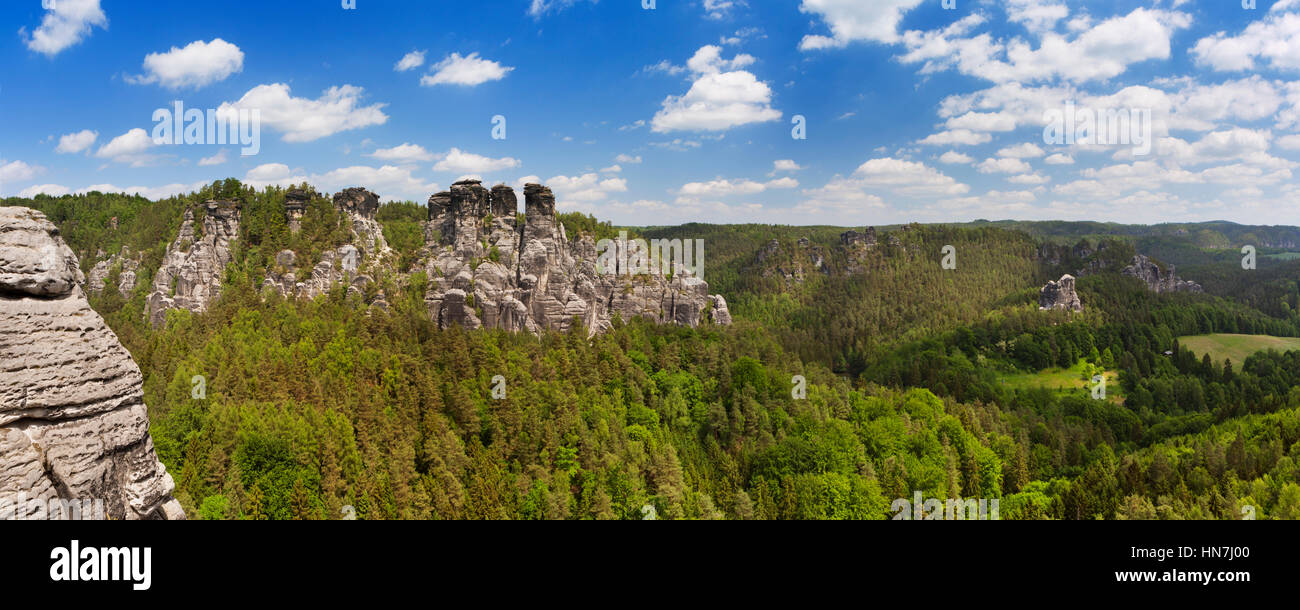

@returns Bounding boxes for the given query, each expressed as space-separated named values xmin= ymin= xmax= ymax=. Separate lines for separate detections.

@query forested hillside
xmin=5 ymin=183 xmax=1300 ymax=519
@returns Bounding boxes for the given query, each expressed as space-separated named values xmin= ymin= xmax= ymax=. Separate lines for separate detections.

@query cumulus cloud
xmin=651 ymin=45 xmax=781 ymax=133
xmin=420 ymin=53 xmax=514 ymax=86
xmin=773 ymin=160 xmax=804 ymax=172
xmin=918 ymin=129 xmax=992 ymax=146
xmin=1192 ymin=11 xmax=1300 ymax=72
xmin=128 ymin=39 xmax=244 ymax=89
xmin=22 ymin=0 xmax=107 ymax=57
xmin=94 ymin=128 xmax=157 ymax=165
xmin=198 ymin=149 xmax=229 ymax=166
xmin=432 ymin=148 xmax=521 ymax=173
xmin=543 ymin=173 xmax=629 ymax=202
xmin=18 ymin=184 xmax=71 ymax=198
xmin=218 ymin=84 xmax=388 ymax=142
xmin=616 ymin=154 xmax=643 ymax=164
xmin=677 ymin=177 xmax=798 ymax=199
xmin=241 ymin=163 xmax=437 ymax=202
xmin=55 ymin=130 xmax=98 ymax=154
xmin=939 ymin=151 xmax=974 ymax=164
xmin=369 ymin=143 xmax=435 ymax=162
xmin=798 ymin=0 xmax=925 ymax=49
xmin=394 ymin=50 xmax=425 ymax=72
xmin=0 ymin=160 xmax=40 ymax=183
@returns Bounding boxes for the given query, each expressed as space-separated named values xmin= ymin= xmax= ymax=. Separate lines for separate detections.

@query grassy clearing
xmin=996 ymin=360 xmax=1122 ymax=403
xmin=1178 ymin=333 xmax=1300 ymax=364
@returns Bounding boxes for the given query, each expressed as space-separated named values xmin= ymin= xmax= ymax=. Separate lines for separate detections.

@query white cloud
xmin=218 ymin=84 xmax=388 ymax=142
xmin=1192 ymin=12 xmax=1300 ymax=72
xmin=798 ymin=0 xmax=925 ymax=49
xmin=1043 ymin=153 xmax=1075 ymax=164
xmin=773 ymin=160 xmax=804 ymax=172
xmin=22 ymin=0 xmax=107 ymax=57
xmin=394 ymin=50 xmax=426 ymax=72
xmin=545 ymin=173 xmax=628 ymax=202
xmin=242 ymin=163 xmax=437 ymax=202
xmin=678 ymin=177 xmax=797 ymax=199
xmin=600 ymin=165 xmax=623 ymax=173
xmin=616 ymin=154 xmax=643 ymax=164
xmin=918 ymin=129 xmax=992 ymax=146
xmin=945 ymin=111 xmax=1017 ymax=132
xmin=78 ymin=181 xmax=210 ymax=201
xmin=55 ymin=130 xmax=97 ymax=154
xmin=420 ymin=53 xmax=514 ymax=87
xmin=978 ymin=157 xmax=1034 ymax=174
xmin=900 ymin=8 xmax=1192 ymax=84
xmin=996 ymin=142 xmax=1045 ymax=158
xmin=1006 ymin=0 xmax=1069 ymax=35
xmin=651 ymin=46 xmax=781 ymax=132
xmin=1278 ymin=134 xmax=1300 ymax=150
xmin=432 ymin=148 xmax=521 ymax=173
xmin=18 ymin=184 xmax=70 ymax=198
xmin=527 ymin=0 xmax=597 ymax=17
xmin=704 ymin=0 xmax=747 ymax=20
xmin=128 ymin=39 xmax=243 ymax=89
xmin=853 ymin=157 xmax=970 ymax=196
xmin=198 ymin=149 xmax=229 ymax=166
xmin=0 ymin=161 xmax=39 ymax=183
xmin=95 ymin=128 xmax=156 ymax=165
xmin=939 ymin=151 xmax=974 ymax=164
xmin=369 ymin=143 xmax=435 ymax=162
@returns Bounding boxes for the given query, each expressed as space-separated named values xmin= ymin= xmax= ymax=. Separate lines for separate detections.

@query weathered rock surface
xmin=0 ymin=207 xmax=183 ymax=520
xmin=422 ymin=180 xmax=730 ymax=335
xmin=1122 ymin=255 xmax=1203 ymax=294
xmin=262 ymin=188 xmax=386 ymax=302
xmin=146 ymin=200 xmax=242 ymax=327
xmin=1039 ymin=274 xmax=1083 ymax=311
xmin=86 ymin=246 xmax=140 ymax=297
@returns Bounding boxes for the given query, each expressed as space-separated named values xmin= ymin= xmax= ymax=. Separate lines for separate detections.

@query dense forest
xmin=5 ymin=181 xmax=1300 ymax=519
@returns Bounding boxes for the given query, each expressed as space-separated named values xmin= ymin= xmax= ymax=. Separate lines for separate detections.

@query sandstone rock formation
xmin=86 ymin=246 xmax=140 ymax=297
xmin=146 ymin=199 xmax=242 ymax=327
xmin=422 ymin=180 xmax=730 ymax=335
xmin=1039 ymin=274 xmax=1083 ymax=311
xmin=284 ymin=189 xmax=309 ymax=234
xmin=841 ymin=228 xmax=877 ymax=248
xmin=1122 ymin=255 xmax=1203 ymax=294
xmin=262 ymin=188 xmax=387 ymax=302
xmin=0 ymin=207 xmax=184 ymax=520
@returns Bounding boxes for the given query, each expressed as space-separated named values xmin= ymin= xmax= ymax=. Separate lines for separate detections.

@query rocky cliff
xmin=422 ymin=180 xmax=730 ymax=335
xmin=86 ymin=246 xmax=141 ymax=297
xmin=1122 ymin=254 xmax=1203 ymax=294
xmin=0 ymin=207 xmax=184 ymax=520
xmin=1039 ymin=274 xmax=1083 ymax=311
xmin=262 ymin=188 xmax=389 ymax=303
xmin=146 ymin=199 xmax=242 ymax=327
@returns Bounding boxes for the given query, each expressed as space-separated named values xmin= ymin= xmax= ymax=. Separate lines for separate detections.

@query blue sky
xmin=2 ymin=0 xmax=1299 ymax=226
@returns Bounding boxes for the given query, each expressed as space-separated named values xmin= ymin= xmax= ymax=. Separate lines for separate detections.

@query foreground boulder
xmin=1039 ymin=274 xmax=1083 ymax=311
xmin=0 ymin=207 xmax=184 ymax=520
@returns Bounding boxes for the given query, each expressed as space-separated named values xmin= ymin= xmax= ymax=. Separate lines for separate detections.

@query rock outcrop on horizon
xmin=146 ymin=199 xmax=242 ymax=327
xmin=1039 ymin=274 xmax=1083 ymax=311
xmin=0 ymin=207 xmax=184 ymax=520
xmin=1122 ymin=254 xmax=1203 ymax=294
xmin=422 ymin=180 xmax=730 ymax=335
